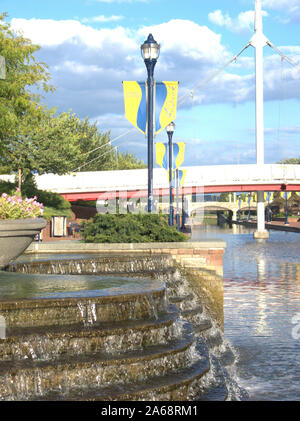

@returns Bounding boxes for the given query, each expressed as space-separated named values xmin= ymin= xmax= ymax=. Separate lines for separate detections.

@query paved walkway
xmin=234 ymin=219 xmax=300 ymax=233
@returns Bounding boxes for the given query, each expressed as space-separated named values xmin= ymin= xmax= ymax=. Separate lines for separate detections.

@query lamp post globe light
xmin=141 ymin=34 xmax=160 ymax=213
xmin=166 ymin=122 xmax=175 ymax=226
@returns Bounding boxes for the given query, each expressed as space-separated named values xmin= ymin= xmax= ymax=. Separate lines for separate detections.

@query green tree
xmin=0 ymin=13 xmax=53 ymax=145
xmin=72 ymin=117 xmax=114 ymax=172
xmin=0 ymin=13 xmax=54 ymax=188
xmin=113 ymin=151 xmax=146 ymax=170
xmin=277 ymin=158 xmax=300 ymax=164
xmin=72 ymin=120 xmax=146 ymax=172
xmin=0 ymin=108 xmax=84 ymax=188
xmin=219 ymin=193 xmax=230 ymax=202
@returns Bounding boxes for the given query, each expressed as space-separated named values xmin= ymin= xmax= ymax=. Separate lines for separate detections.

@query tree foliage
xmin=277 ymin=158 xmax=300 ymax=164
xmin=0 ymin=13 xmax=53 ymax=147
xmin=0 ymin=14 xmax=147 ymax=190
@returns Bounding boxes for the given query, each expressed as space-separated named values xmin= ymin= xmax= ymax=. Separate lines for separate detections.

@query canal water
xmin=191 ymin=223 xmax=300 ymax=401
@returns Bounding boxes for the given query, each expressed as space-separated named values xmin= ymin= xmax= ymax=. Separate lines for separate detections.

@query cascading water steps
xmin=0 ymin=307 xmax=180 ymax=361
xmin=0 ymin=255 xmax=248 ymax=401
xmin=0 ymin=323 xmax=198 ymax=400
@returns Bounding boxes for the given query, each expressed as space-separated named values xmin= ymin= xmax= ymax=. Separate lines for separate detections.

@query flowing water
xmin=0 ymin=271 xmax=153 ymax=300
xmin=0 ymin=250 xmax=246 ymax=401
xmin=191 ymin=223 xmax=300 ymax=401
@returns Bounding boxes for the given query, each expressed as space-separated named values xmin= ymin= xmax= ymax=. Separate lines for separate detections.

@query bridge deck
xmin=1 ymin=164 xmax=299 ymax=201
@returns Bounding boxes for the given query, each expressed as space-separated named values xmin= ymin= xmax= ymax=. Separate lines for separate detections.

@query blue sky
xmin=2 ymin=0 xmax=300 ymax=168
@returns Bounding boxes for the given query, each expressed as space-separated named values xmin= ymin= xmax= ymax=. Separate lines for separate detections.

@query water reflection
xmin=0 ymin=271 xmax=140 ymax=300
xmin=191 ymin=223 xmax=300 ymax=401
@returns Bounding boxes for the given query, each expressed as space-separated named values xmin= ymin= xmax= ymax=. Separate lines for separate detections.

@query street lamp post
xmin=166 ymin=122 xmax=175 ymax=226
xmin=285 ymin=193 xmax=289 ymax=225
xmin=248 ymin=193 xmax=251 ymax=221
xmin=141 ymin=34 xmax=160 ymax=213
xmin=176 ymin=168 xmax=180 ymax=231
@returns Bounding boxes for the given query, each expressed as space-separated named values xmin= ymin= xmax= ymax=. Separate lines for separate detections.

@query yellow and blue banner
xmin=156 ymin=142 xmax=168 ymax=170
xmin=264 ymin=192 xmax=274 ymax=202
xmin=123 ymin=81 xmax=178 ymax=135
xmin=173 ymin=143 xmax=185 ymax=169
xmin=155 ymin=142 xmax=185 ymax=171
xmin=123 ymin=81 xmax=147 ymax=134
xmin=247 ymin=193 xmax=257 ymax=204
xmin=178 ymin=169 xmax=187 ymax=187
xmin=237 ymin=197 xmax=243 ymax=207
xmin=164 ymin=169 xmax=187 ymax=187
xmin=281 ymin=192 xmax=291 ymax=199
xmin=155 ymin=82 xmax=178 ymax=134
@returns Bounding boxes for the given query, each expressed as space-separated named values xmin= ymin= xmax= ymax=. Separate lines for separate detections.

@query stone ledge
xmin=25 ymin=240 xmax=226 ymax=254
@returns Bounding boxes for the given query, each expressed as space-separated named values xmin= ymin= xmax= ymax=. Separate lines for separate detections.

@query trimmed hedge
xmin=82 ymin=214 xmax=187 ymax=243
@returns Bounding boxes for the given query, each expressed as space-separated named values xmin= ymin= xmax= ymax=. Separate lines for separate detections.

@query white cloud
xmin=138 ymin=20 xmax=228 ymax=64
xmin=263 ymin=0 xmax=299 ymax=11
xmin=262 ymin=0 xmax=300 ymax=22
xmin=82 ymin=15 xmax=124 ymax=24
xmin=11 ymin=18 xmax=137 ymax=49
xmin=208 ymin=10 xmax=232 ymax=28
xmin=208 ymin=9 xmax=268 ymax=34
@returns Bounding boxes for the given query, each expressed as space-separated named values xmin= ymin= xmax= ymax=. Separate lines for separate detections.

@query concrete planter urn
xmin=0 ymin=218 xmax=47 ymax=269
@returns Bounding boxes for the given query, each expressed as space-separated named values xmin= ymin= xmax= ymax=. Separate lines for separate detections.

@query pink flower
xmin=1 ymin=193 xmax=7 ymax=198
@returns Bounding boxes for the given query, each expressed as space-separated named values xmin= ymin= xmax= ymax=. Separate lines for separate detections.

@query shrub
xmin=0 ymin=180 xmax=16 ymax=196
xmin=22 ymin=183 xmax=71 ymax=210
xmin=82 ymin=214 xmax=187 ymax=243
xmin=0 ymin=179 xmax=71 ymax=210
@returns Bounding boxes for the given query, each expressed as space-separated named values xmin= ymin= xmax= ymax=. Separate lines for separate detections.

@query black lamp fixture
xmin=141 ymin=34 xmax=160 ymax=213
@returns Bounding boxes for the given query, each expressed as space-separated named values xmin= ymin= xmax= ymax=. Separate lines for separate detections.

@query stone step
xmin=196 ymin=356 xmax=228 ymax=401
xmin=215 ymin=347 xmax=236 ymax=368
xmin=181 ymin=306 xmax=203 ymax=318
xmin=9 ymin=255 xmax=173 ymax=276
xmin=0 ymin=281 xmax=167 ymax=328
xmin=169 ymin=294 xmax=194 ymax=304
xmin=0 ymin=307 xmax=181 ymax=362
xmin=201 ymin=330 xmax=224 ymax=349
xmin=196 ymin=382 xmax=228 ymax=401
xmin=193 ymin=319 xmax=213 ymax=334
xmin=0 ymin=324 xmax=198 ymax=400
xmin=28 ymin=341 xmax=211 ymax=401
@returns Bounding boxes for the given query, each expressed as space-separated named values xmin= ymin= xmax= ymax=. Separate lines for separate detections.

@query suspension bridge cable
xmin=69 ymin=128 xmax=136 ymax=163
xmin=72 ymin=131 xmax=140 ymax=172
xmin=267 ymin=41 xmax=300 ymax=71
xmin=177 ymin=42 xmax=252 ymax=107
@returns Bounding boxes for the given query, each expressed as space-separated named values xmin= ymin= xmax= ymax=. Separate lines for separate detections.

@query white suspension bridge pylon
xmin=251 ymin=0 xmax=269 ymax=238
